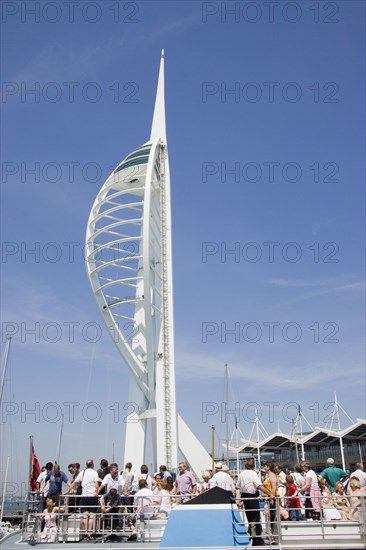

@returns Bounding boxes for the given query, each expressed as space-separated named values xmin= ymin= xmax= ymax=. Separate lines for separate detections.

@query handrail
xmin=231 ymin=494 xmax=366 ymax=548
xmin=20 ymin=492 xmax=366 ymax=547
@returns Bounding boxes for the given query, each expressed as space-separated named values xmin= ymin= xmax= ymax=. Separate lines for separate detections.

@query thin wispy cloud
xmin=270 ymin=277 xmax=337 ymax=288
xmin=1 ymin=277 xmax=122 ymax=368
xmin=7 ymin=15 xmax=199 ymax=83
xmin=268 ymin=276 xmax=365 ymax=306
xmin=145 ymin=14 xmax=199 ymax=41
xmin=176 ymin=348 xmax=363 ymax=388
xmin=8 ymin=43 xmax=104 ymax=82
xmin=269 ymin=276 xmax=364 ymax=290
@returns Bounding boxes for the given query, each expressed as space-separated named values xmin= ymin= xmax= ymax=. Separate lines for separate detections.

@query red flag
xmin=31 ymin=446 xmax=41 ymax=491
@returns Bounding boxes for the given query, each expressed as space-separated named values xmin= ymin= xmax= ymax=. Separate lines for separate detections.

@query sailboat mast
xmin=225 ymin=364 xmax=229 ymax=466
xmin=0 ymin=336 xmax=12 ymax=406
xmin=0 ymin=456 xmax=10 ymax=524
xmin=56 ymin=414 xmax=64 ymax=464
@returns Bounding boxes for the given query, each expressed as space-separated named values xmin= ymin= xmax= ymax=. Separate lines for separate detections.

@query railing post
xmin=139 ymin=512 xmax=145 ymax=542
xmin=275 ymin=496 xmax=282 ymax=545
xmin=360 ymin=496 xmax=366 ymax=547
xmin=319 ymin=495 xmax=325 ymax=540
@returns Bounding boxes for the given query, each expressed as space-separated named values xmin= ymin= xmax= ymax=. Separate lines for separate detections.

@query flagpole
xmin=211 ymin=425 xmax=215 ymax=471
xmin=29 ymin=435 xmax=34 ymax=492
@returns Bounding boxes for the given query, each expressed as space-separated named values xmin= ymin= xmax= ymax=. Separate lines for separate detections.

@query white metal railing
xmin=20 ymin=492 xmax=366 ymax=547
xmin=232 ymin=494 xmax=366 ymax=548
xmin=21 ymin=494 xmax=172 ymax=544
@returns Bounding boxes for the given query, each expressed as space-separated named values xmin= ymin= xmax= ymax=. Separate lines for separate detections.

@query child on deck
xmin=40 ymin=497 xmax=64 ymax=542
xmin=286 ymin=475 xmax=302 ymax=521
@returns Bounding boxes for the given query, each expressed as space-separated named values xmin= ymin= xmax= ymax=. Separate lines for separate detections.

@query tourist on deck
xmin=300 ymin=461 xmax=322 ymax=520
xmin=138 ymin=464 xmax=152 ymax=490
xmin=100 ymin=459 xmax=110 ymax=479
xmin=164 ymin=477 xmax=176 ymax=508
xmin=200 ymin=470 xmax=211 ymax=493
xmin=344 ymin=477 xmax=366 ymax=521
xmin=165 ymin=476 xmax=174 ymax=493
xmin=37 ymin=462 xmax=53 ymax=500
xmin=209 ymin=462 xmax=235 ymax=494
xmin=66 ymin=463 xmax=81 ymax=513
xmin=236 ymin=458 xmax=272 ymax=546
xmin=286 ymin=475 xmax=302 ymax=521
xmin=152 ymin=479 xmax=172 ymax=516
xmin=70 ymin=463 xmax=80 ymax=481
xmin=262 ymin=461 xmax=278 ymax=543
xmin=292 ymin=462 xmax=306 ymax=514
xmin=317 ymin=476 xmax=342 ymax=521
xmin=97 ymin=469 xmax=105 ymax=493
xmin=68 ymin=459 xmax=99 ymax=538
xmin=37 ymin=466 xmax=46 ymax=490
xmin=159 ymin=465 xmax=172 ymax=480
xmin=320 ymin=458 xmax=348 ymax=493
xmin=44 ymin=464 xmax=69 ymax=503
xmin=40 ymin=497 xmax=64 ymax=542
xmin=332 ymin=481 xmax=350 ymax=519
xmin=274 ymin=465 xmax=286 ymax=506
xmin=97 ymin=463 xmax=127 ymax=498
xmin=121 ymin=462 xmax=135 ymax=513
xmin=174 ymin=462 xmax=197 ymax=500
xmin=134 ymin=479 xmax=154 ymax=518
xmin=350 ymin=463 xmax=366 ymax=489
xmin=152 ymin=473 xmax=163 ymax=494
xmin=122 ymin=462 xmax=134 ymax=493
xmin=292 ymin=463 xmax=305 ymax=489
xmin=100 ymin=487 xmax=122 ymax=530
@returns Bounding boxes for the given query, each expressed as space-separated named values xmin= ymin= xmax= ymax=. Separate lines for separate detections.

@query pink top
xmin=175 ymin=470 xmax=196 ymax=495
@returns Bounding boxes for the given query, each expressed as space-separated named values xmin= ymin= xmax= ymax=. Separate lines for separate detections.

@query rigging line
xmin=78 ymin=339 xmax=97 ymax=458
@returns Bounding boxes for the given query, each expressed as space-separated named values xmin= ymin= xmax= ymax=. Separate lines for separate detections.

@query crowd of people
xmin=234 ymin=458 xmax=366 ymax=546
xmin=35 ymin=459 xmax=196 ymax=540
xmin=33 ymin=456 xmax=366 ymax=544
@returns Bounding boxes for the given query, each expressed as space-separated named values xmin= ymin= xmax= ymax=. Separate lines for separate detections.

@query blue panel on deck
xmin=160 ymin=506 xmax=249 ymax=547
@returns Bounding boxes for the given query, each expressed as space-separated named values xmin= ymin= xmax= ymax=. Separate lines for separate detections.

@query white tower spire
xmin=150 ymin=50 xmax=166 ymax=142
xmin=86 ymin=52 xmax=211 ymax=476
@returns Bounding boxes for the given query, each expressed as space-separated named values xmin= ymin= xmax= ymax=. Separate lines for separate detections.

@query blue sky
xmin=1 ymin=1 xmax=365 ymax=492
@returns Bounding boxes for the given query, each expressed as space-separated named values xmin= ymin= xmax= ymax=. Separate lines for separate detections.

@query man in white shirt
xmin=97 ymin=463 xmax=128 ymax=497
xmin=236 ymin=458 xmax=271 ymax=547
xmin=37 ymin=462 xmax=53 ymax=498
xmin=210 ymin=462 xmax=235 ymax=494
xmin=68 ymin=459 xmax=98 ymax=537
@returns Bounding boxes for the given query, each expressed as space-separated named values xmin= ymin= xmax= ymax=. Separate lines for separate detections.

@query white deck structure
xmin=85 ymin=52 xmax=211 ymax=475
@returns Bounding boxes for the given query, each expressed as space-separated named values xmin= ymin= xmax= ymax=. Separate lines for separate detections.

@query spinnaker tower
xmin=86 ymin=51 xmax=211 ymax=475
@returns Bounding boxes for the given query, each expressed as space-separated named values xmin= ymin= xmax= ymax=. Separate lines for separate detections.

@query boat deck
xmin=2 ymin=493 xmax=365 ymax=550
